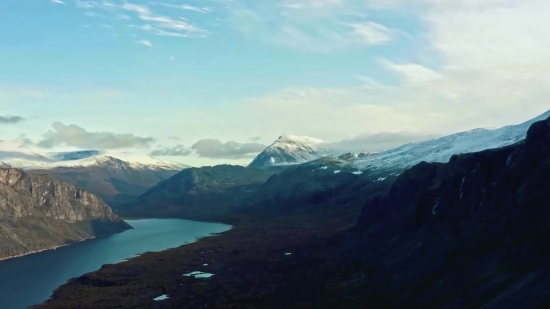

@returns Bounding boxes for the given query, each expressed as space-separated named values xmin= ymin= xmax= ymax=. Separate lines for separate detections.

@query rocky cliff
xmin=0 ymin=168 xmax=131 ymax=260
xmin=343 ymin=115 xmax=550 ymax=308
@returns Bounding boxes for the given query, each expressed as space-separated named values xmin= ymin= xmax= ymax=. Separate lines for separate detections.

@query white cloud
xmin=151 ymin=3 xmax=212 ymax=13
xmin=211 ymin=0 xmax=550 ymax=139
xmin=74 ymin=2 xmax=207 ymax=40
xmin=220 ymin=1 xmax=396 ymax=52
xmin=280 ymin=4 xmax=303 ymax=9
xmin=134 ymin=39 xmax=152 ymax=47
xmin=380 ymin=60 xmax=442 ymax=82
xmin=349 ymin=22 xmax=391 ymax=45
xmin=51 ymin=0 xmax=65 ymax=4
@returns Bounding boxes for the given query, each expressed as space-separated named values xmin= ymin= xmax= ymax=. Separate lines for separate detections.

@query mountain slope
xmin=248 ymin=135 xmax=335 ymax=170
xmin=242 ymin=110 xmax=550 ymax=215
xmin=117 ymin=165 xmax=270 ymax=220
xmin=0 ymin=168 xmax=131 ymax=260
xmin=350 ymin=109 xmax=550 ymax=171
xmin=327 ymin=113 xmax=550 ymax=308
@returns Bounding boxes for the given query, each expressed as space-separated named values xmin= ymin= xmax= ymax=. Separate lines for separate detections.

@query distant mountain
xmin=0 ymin=142 xmax=189 ymax=206
xmin=0 ymin=168 xmax=130 ymax=260
xmin=117 ymin=165 xmax=270 ymax=221
xmin=248 ymin=135 xmax=336 ymax=170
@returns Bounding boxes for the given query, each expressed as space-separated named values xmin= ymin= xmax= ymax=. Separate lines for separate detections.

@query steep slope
xmin=117 ymin=165 xmax=270 ymax=220
xmin=0 ymin=168 xmax=131 ymax=260
xmin=248 ymin=135 xmax=335 ymax=170
xmin=329 ymin=114 xmax=550 ymax=308
xmin=0 ymin=142 xmax=189 ymax=206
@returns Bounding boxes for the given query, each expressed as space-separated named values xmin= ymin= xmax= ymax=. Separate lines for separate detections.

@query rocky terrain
xmin=0 ymin=168 xmax=131 ymax=260
xmin=32 ymin=115 xmax=550 ymax=309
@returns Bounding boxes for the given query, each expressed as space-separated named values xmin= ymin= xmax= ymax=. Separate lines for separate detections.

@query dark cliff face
xmin=348 ymin=116 xmax=550 ymax=308
xmin=116 ymin=165 xmax=270 ymax=220
xmin=0 ymin=168 xmax=131 ymax=260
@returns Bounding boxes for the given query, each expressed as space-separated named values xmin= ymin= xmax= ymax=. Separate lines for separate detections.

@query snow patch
xmin=183 ymin=271 xmax=214 ymax=278
xmin=334 ymin=170 xmax=341 ymax=174
xmin=153 ymin=294 xmax=169 ymax=301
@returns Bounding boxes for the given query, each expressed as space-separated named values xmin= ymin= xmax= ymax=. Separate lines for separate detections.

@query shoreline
xmin=0 ymin=236 xmax=95 ymax=262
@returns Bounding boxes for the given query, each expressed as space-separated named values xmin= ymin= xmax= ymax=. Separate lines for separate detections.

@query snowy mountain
xmin=248 ymin=135 xmax=336 ymax=170
xmin=0 ymin=141 xmax=189 ymax=206
xmin=348 ymin=109 xmax=550 ymax=171
xmin=0 ymin=141 xmax=187 ymax=171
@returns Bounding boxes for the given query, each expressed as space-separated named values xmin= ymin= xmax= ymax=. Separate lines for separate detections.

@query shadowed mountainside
xmin=116 ymin=165 xmax=270 ymax=221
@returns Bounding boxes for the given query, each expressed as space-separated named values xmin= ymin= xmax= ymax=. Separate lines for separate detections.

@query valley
xmin=26 ymin=111 xmax=550 ymax=308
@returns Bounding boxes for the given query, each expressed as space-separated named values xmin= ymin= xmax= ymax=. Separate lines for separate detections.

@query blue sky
xmin=1 ymin=0 xmax=550 ymax=166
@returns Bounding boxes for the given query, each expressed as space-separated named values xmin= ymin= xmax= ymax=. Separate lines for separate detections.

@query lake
xmin=0 ymin=219 xmax=232 ymax=309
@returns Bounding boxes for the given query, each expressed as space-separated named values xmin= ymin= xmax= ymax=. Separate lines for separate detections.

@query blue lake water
xmin=0 ymin=219 xmax=232 ymax=309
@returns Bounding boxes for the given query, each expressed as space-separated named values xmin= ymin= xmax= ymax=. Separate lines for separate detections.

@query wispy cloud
xmin=72 ymin=2 xmax=208 ymax=42
xmin=280 ymin=4 xmax=303 ymax=9
xmin=349 ymin=22 xmax=392 ymax=45
xmin=150 ymin=2 xmax=212 ymax=13
xmin=219 ymin=1 xmax=397 ymax=52
xmin=85 ymin=11 xmax=107 ymax=18
xmin=51 ymin=0 xmax=65 ymax=4
xmin=0 ymin=116 xmax=25 ymax=125
xmin=150 ymin=144 xmax=192 ymax=156
xmin=134 ymin=39 xmax=152 ymax=47
xmin=37 ymin=122 xmax=154 ymax=149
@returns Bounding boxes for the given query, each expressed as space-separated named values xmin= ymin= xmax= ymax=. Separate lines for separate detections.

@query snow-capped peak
xmin=248 ymin=135 xmax=335 ymax=169
xmin=0 ymin=142 xmax=188 ymax=171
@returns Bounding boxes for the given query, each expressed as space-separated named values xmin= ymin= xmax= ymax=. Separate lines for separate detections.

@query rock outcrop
xmin=0 ymin=168 xmax=131 ymax=260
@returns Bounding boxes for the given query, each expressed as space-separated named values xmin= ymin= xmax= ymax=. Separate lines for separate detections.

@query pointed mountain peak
xmin=248 ymin=134 xmax=334 ymax=170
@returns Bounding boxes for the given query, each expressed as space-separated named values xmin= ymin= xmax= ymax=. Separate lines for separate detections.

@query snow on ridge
xmin=0 ymin=141 xmax=186 ymax=171
xmin=350 ymin=109 xmax=550 ymax=171
xmin=276 ymin=135 xmax=325 ymax=144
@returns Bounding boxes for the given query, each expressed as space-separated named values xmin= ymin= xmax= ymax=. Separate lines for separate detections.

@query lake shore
xmin=0 ymin=236 xmax=96 ymax=262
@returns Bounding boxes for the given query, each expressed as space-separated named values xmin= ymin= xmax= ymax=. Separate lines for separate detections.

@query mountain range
xmin=0 ymin=141 xmax=188 ymax=206
xmin=33 ymin=112 xmax=550 ymax=309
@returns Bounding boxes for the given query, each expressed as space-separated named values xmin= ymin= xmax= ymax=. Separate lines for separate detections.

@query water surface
xmin=0 ymin=219 xmax=231 ymax=309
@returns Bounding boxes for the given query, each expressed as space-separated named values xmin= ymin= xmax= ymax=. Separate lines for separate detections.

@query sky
xmin=1 ymin=0 xmax=550 ymax=166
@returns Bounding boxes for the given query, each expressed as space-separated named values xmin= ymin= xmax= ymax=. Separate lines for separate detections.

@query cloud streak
xmin=150 ymin=144 xmax=192 ymax=156
xmin=0 ymin=116 xmax=25 ymax=124
xmin=37 ymin=122 xmax=154 ymax=149
xmin=191 ymin=139 xmax=267 ymax=159
xmin=134 ymin=39 xmax=152 ymax=47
